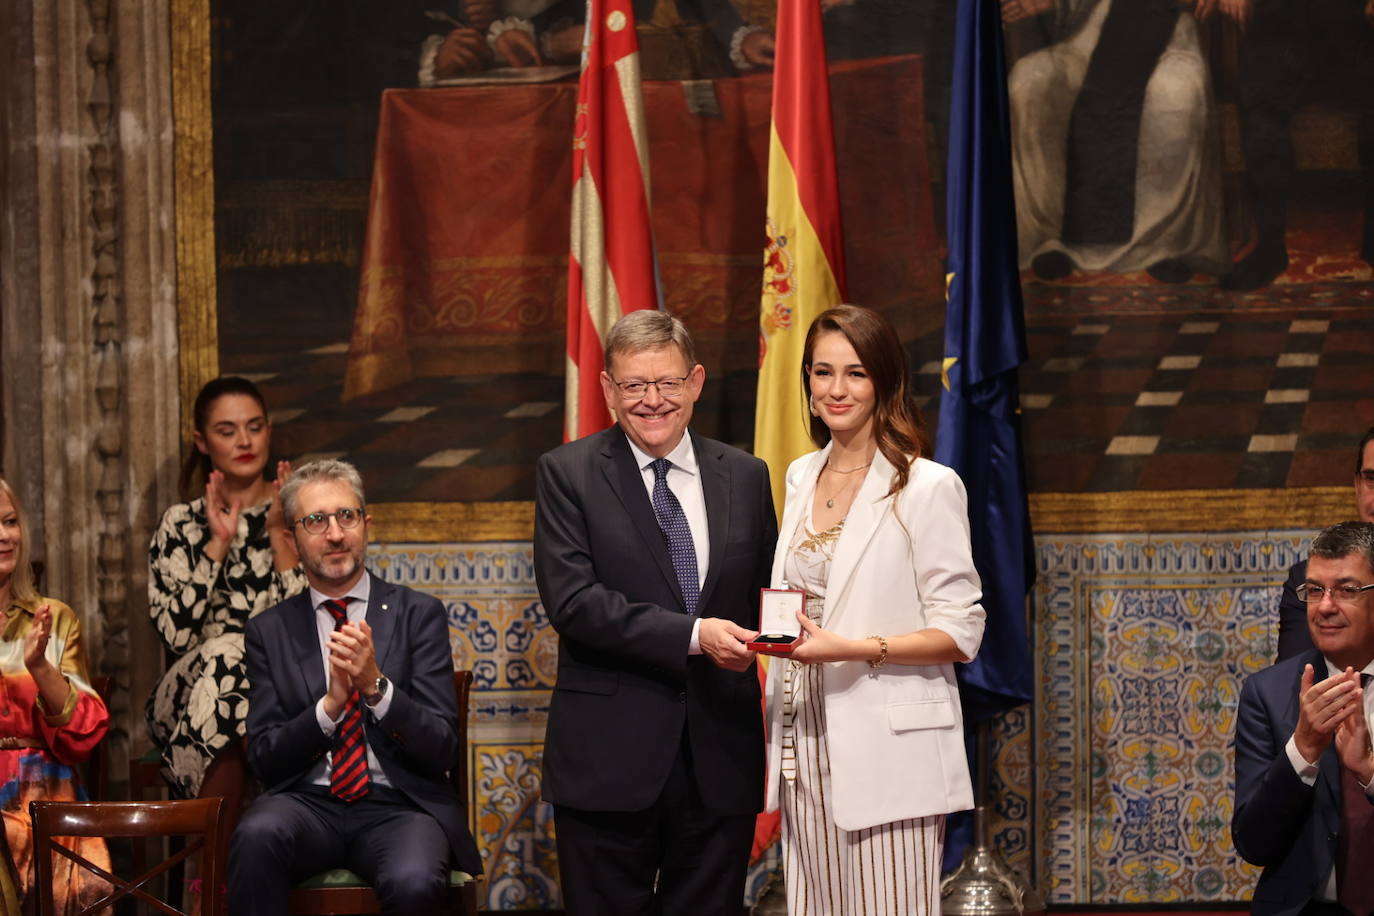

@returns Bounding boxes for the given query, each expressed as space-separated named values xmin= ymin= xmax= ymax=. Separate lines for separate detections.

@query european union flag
xmin=934 ymin=0 xmax=1036 ymax=876
xmin=935 ymin=0 xmax=1035 ymax=729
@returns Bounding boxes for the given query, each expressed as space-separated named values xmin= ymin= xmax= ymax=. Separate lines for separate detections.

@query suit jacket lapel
xmin=602 ymin=427 xmax=682 ymax=608
xmin=365 ymin=572 xmax=398 ymax=674
xmin=823 ymin=450 xmax=898 ymax=627
xmin=284 ymin=591 xmax=326 ymax=703
xmin=696 ymin=432 xmax=729 ymax=611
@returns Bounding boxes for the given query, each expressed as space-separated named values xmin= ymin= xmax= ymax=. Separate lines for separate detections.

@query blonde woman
xmin=0 ymin=477 xmax=110 ymax=910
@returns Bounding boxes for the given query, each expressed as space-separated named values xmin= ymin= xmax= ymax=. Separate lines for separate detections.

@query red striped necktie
xmin=323 ymin=598 xmax=370 ymax=802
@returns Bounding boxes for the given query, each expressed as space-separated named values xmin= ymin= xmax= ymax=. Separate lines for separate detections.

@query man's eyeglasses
xmin=1358 ymin=470 xmax=1374 ymax=488
xmin=610 ymin=375 xmax=690 ymax=401
xmin=293 ymin=507 xmax=365 ymax=535
xmin=1295 ymin=582 xmax=1374 ymax=605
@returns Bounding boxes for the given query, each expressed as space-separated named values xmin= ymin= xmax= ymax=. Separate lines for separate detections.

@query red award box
xmin=746 ymin=588 xmax=806 ymax=653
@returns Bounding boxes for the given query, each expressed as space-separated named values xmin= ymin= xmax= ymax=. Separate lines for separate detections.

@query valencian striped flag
xmin=752 ymin=0 xmax=848 ymax=515
xmin=565 ymin=0 xmax=659 ymax=441
xmin=935 ymin=0 xmax=1034 ymax=723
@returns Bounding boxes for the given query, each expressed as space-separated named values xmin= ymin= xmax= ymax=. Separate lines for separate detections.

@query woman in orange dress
xmin=0 ymin=477 xmax=110 ymax=912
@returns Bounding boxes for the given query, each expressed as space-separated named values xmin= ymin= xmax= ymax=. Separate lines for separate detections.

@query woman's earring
xmin=809 ymin=397 xmax=819 ymax=417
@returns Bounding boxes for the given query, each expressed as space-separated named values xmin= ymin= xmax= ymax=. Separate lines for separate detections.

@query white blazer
xmin=763 ymin=445 xmax=985 ymax=831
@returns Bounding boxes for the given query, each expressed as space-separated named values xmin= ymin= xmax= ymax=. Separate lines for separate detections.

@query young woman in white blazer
xmin=758 ymin=305 xmax=985 ymax=915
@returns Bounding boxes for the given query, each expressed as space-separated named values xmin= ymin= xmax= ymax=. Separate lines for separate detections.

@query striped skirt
xmin=779 ymin=645 xmax=944 ymax=916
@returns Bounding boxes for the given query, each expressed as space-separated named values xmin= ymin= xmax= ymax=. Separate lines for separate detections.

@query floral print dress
xmin=0 ymin=597 xmax=111 ymax=913
xmin=146 ymin=497 xmax=306 ymax=797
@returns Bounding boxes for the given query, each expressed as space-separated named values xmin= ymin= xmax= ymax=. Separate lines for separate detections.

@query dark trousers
xmin=227 ymin=784 xmax=449 ymax=916
xmin=553 ymin=736 xmax=755 ymax=916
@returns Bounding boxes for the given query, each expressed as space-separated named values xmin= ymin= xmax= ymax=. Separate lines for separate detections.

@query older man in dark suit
xmin=535 ymin=310 xmax=776 ymax=915
xmin=227 ymin=459 xmax=481 ymax=916
xmin=1235 ymin=521 xmax=1374 ymax=916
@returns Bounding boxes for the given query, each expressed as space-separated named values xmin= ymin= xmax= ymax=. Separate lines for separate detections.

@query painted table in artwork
xmin=344 ymin=54 xmax=940 ymax=400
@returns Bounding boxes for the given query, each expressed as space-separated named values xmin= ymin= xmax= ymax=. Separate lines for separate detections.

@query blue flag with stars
xmin=935 ymin=0 xmax=1035 ymax=726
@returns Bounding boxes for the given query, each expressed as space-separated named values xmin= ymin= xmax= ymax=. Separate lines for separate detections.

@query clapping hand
xmin=1335 ymin=674 xmax=1374 ymax=786
xmin=264 ymin=460 xmax=293 ymax=533
xmin=1295 ymin=664 xmax=1363 ymax=764
xmin=205 ymin=470 xmax=241 ymax=547
xmin=329 ymin=620 xmax=381 ymax=697
xmin=23 ymin=603 xmax=52 ymax=671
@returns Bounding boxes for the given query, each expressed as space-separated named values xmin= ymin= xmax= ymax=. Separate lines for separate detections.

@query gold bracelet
xmin=867 ymin=634 xmax=888 ymax=669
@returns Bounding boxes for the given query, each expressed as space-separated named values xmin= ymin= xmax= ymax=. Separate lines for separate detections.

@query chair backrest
xmin=84 ymin=675 xmax=113 ymax=800
xmin=449 ymin=670 xmax=473 ymax=803
xmin=30 ymin=797 xmax=225 ymax=916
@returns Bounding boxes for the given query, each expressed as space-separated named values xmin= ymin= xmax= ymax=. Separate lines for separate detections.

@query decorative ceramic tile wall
xmin=375 ymin=529 xmax=1311 ymax=908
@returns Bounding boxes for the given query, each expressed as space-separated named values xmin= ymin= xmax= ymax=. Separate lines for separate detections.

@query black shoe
xmin=1221 ymin=246 xmax=1288 ymax=291
xmin=1031 ymin=250 xmax=1075 ymax=280
xmin=1146 ymin=258 xmax=1192 ymax=284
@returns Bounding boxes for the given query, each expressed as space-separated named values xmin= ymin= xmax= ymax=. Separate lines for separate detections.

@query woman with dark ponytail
xmin=147 ymin=377 xmax=305 ymax=828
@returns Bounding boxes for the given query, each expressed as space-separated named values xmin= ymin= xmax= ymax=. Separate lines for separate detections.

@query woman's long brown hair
xmin=801 ymin=305 xmax=930 ymax=497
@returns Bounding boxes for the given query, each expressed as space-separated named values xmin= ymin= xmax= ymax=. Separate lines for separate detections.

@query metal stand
xmin=940 ymin=721 xmax=1045 ymax=916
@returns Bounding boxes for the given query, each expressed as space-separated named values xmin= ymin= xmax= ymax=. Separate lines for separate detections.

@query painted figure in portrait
xmin=1006 ymin=0 xmax=1231 ymax=284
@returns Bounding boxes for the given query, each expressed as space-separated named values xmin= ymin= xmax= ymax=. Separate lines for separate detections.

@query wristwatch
xmin=363 ymin=676 xmax=388 ymax=707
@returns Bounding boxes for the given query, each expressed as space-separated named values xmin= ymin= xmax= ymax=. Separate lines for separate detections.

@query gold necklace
xmin=820 ymin=471 xmax=863 ymax=510
xmin=826 ymin=460 xmax=871 ymax=474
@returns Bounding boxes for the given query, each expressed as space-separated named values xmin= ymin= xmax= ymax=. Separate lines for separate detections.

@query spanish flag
xmin=752 ymin=0 xmax=847 ymax=514
xmin=565 ymin=0 xmax=659 ymax=441
xmin=749 ymin=0 xmax=846 ymax=862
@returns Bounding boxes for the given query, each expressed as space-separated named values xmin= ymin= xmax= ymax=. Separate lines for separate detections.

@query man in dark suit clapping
xmin=534 ymin=310 xmax=777 ymax=915
xmin=1235 ymin=521 xmax=1374 ymax=916
xmin=228 ymin=459 xmax=481 ymax=916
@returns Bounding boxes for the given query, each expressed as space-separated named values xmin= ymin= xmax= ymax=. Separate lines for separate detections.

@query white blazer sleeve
xmin=904 ymin=461 xmax=985 ymax=661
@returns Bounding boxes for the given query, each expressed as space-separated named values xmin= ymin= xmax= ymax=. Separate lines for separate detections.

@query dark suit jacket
xmin=1233 ymin=650 xmax=1345 ymax=916
xmin=534 ymin=426 xmax=776 ymax=814
xmin=1278 ymin=559 xmax=1316 ymax=662
xmin=244 ymin=572 xmax=482 ymax=874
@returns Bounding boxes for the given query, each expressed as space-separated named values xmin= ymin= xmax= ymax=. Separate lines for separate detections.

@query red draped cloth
xmin=345 ymin=55 xmax=938 ymax=399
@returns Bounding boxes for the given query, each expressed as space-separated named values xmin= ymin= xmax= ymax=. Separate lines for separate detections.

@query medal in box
xmin=746 ymin=588 xmax=805 ymax=652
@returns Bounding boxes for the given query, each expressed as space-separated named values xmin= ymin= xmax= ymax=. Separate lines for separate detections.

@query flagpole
xmin=940 ymin=712 xmax=1045 ymax=916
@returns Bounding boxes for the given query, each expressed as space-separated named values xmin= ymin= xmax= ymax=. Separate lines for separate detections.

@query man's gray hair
xmin=602 ymin=310 xmax=697 ymax=373
xmin=279 ymin=459 xmax=367 ymax=523
xmin=1311 ymin=521 xmax=1374 ymax=572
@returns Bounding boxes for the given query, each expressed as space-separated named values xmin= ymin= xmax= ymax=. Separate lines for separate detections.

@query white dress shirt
xmin=307 ymin=577 xmax=393 ymax=788
xmin=625 ymin=433 xmax=710 ymax=655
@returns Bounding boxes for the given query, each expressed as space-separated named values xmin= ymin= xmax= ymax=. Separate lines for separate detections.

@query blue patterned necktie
xmin=650 ymin=458 xmax=699 ymax=616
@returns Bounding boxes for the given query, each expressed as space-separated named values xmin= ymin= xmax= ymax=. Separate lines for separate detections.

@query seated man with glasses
xmin=227 ymin=459 xmax=481 ymax=916
xmin=1234 ymin=521 xmax=1374 ymax=916
xmin=534 ymin=309 xmax=777 ymax=914
xmin=1277 ymin=428 xmax=1374 ymax=661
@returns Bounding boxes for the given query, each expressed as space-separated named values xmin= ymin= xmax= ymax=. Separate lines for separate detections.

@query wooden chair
xmin=287 ymin=669 xmax=481 ymax=916
xmin=29 ymin=797 xmax=225 ymax=916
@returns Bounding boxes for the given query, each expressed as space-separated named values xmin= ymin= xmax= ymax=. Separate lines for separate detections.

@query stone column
xmin=0 ymin=0 xmax=184 ymax=780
